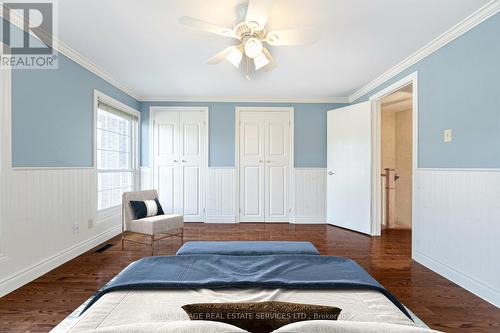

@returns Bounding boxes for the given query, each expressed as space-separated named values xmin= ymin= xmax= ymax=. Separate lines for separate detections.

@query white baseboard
xmin=0 ymin=226 xmax=121 ymax=297
xmin=413 ymin=250 xmax=500 ymax=307
xmin=205 ymin=216 xmax=237 ymax=223
xmin=292 ymin=217 xmax=326 ymax=224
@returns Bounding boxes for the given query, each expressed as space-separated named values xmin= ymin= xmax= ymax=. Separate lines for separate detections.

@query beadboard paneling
xmin=206 ymin=168 xmax=236 ymax=223
xmin=413 ymin=168 xmax=500 ymax=307
xmin=293 ymin=168 xmax=327 ymax=223
xmin=0 ymin=168 xmax=121 ymax=297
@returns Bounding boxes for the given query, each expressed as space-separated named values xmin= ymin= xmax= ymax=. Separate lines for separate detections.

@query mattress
xmin=176 ymin=241 xmax=320 ymax=255
xmin=63 ymin=288 xmax=416 ymax=332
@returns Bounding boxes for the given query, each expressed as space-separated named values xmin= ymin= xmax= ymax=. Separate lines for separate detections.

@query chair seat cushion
xmin=129 ymin=214 xmax=183 ymax=235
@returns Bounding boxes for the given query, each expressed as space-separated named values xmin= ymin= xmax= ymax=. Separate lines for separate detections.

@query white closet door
xmin=179 ymin=111 xmax=206 ymax=221
xmin=239 ymin=112 xmax=265 ymax=222
xmin=153 ymin=111 xmax=181 ymax=215
xmin=153 ymin=109 xmax=206 ymax=222
xmin=327 ymin=102 xmax=372 ymax=234
xmin=264 ymin=112 xmax=290 ymax=222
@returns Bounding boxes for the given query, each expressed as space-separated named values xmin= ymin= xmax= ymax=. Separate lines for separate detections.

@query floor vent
xmin=95 ymin=244 xmax=113 ymax=253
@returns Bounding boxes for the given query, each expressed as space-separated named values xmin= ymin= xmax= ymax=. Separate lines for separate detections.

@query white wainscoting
xmin=293 ymin=168 xmax=327 ymax=223
xmin=206 ymin=168 xmax=237 ymax=223
xmin=413 ymin=168 xmax=500 ymax=307
xmin=141 ymin=167 xmax=327 ymax=223
xmin=0 ymin=168 xmax=121 ymax=297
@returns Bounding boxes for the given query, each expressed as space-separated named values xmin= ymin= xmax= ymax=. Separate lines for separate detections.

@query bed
xmin=52 ymin=241 xmax=439 ymax=333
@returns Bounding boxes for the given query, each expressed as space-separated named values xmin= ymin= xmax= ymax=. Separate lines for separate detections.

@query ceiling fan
xmin=179 ymin=0 xmax=319 ymax=79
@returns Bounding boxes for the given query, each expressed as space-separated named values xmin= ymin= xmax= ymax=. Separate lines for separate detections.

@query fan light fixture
xmin=225 ymin=47 xmax=243 ymax=68
xmin=179 ymin=0 xmax=320 ymax=78
xmin=244 ymin=38 xmax=263 ymax=59
xmin=254 ymin=52 xmax=270 ymax=70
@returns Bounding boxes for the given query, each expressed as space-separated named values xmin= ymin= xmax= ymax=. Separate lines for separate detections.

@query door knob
xmin=266 ymin=160 xmax=271 ymax=163
xmin=328 ymin=170 xmax=335 ymax=176
xmin=182 ymin=160 xmax=187 ymax=163
xmin=173 ymin=160 xmax=178 ymax=163
xmin=258 ymin=160 xmax=263 ymax=163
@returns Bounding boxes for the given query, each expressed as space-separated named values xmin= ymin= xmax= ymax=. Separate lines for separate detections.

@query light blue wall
xmin=139 ymin=102 xmax=347 ymax=167
xmin=2 ymin=19 xmax=140 ymax=167
xmin=354 ymin=13 xmax=500 ymax=168
xmin=6 ymin=13 xmax=499 ymax=169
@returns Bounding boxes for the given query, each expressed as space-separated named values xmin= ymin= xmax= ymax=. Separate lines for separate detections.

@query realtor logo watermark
xmin=1 ymin=1 xmax=58 ymax=69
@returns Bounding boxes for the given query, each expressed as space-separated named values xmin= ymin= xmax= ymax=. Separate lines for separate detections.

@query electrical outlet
xmin=88 ymin=218 xmax=94 ymax=229
xmin=444 ymin=129 xmax=452 ymax=142
xmin=73 ymin=224 xmax=80 ymax=234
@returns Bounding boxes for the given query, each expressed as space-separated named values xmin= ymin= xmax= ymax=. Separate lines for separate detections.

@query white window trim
xmin=93 ymin=90 xmax=140 ymax=220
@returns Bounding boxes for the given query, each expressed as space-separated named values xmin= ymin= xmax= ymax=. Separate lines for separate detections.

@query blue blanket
xmin=176 ymin=241 xmax=320 ymax=255
xmin=81 ymin=255 xmax=412 ymax=320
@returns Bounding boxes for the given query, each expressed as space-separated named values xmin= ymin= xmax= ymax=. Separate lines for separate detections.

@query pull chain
xmin=246 ymin=56 xmax=251 ymax=80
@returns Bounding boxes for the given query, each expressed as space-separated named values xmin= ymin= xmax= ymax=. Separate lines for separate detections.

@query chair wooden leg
xmin=151 ymin=235 xmax=154 ymax=256
xmin=181 ymin=228 xmax=184 ymax=244
xmin=121 ymin=233 xmax=124 ymax=250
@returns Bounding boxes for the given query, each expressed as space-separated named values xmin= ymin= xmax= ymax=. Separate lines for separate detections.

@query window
xmin=96 ymin=100 xmax=138 ymax=211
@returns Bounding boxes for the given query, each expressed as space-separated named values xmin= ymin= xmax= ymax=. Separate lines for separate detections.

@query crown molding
xmin=138 ymin=95 xmax=350 ymax=104
xmin=0 ymin=11 xmax=140 ymax=101
xmin=2 ymin=1 xmax=498 ymax=105
xmin=348 ymin=0 xmax=500 ymax=103
xmin=56 ymin=42 xmax=139 ymax=100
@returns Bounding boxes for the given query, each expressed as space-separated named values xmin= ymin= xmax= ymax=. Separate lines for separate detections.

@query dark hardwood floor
xmin=0 ymin=223 xmax=498 ymax=332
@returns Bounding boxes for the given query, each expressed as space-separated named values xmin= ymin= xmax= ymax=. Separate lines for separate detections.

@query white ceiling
xmin=58 ymin=0 xmax=489 ymax=100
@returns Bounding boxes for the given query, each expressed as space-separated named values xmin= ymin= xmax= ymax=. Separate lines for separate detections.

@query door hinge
xmin=203 ymin=208 xmax=206 ymax=213
xmin=153 ymin=120 xmax=156 ymax=126
xmin=239 ymin=208 xmax=242 ymax=213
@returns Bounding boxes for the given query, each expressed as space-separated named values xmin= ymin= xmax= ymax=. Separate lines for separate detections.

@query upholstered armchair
xmin=122 ymin=190 xmax=183 ymax=255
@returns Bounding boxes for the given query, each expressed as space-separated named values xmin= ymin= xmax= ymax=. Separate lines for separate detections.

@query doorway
xmin=369 ymin=72 xmax=418 ymax=237
xmin=379 ymin=84 xmax=413 ymax=230
xmin=236 ymin=107 xmax=293 ymax=223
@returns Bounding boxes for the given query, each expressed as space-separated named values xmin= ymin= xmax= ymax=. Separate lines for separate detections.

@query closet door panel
xmin=239 ymin=112 xmax=265 ymax=222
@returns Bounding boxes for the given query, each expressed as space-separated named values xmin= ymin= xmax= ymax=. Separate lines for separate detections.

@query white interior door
xmin=153 ymin=109 xmax=206 ymax=222
xmin=327 ymin=102 xmax=372 ymax=234
xmin=239 ymin=112 xmax=265 ymax=221
xmin=153 ymin=111 xmax=180 ymax=215
xmin=239 ymin=110 xmax=290 ymax=222
xmin=265 ymin=112 xmax=290 ymax=222
xmin=179 ymin=111 xmax=206 ymax=221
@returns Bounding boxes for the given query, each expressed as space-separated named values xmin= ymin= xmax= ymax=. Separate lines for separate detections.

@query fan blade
xmin=265 ymin=28 xmax=319 ymax=46
xmin=262 ymin=47 xmax=277 ymax=71
xmin=179 ymin=16 xmax=236 ymax=38
xmin=246 ymin=0 xmax=274 ymax=28
xmin=207 ymin=46 xmax=236 ymax=65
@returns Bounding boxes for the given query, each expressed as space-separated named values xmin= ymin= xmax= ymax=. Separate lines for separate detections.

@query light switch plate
xmin=444 ymin=129 xmax=452 ymax=142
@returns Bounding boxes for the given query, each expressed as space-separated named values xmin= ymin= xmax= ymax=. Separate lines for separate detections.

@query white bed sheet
xmin=65 ymin=288 xmax=416 ymax=332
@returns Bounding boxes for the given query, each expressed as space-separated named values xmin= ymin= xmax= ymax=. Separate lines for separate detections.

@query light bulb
xmin=244 ymin=38 xmax=263 ymax=59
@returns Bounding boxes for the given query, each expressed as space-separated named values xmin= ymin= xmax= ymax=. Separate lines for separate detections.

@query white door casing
xmin=152 ymin=107 xmax=207 ymax=222
xmin=327 ymin=102 xmax=372 ymax=234
xmin=237 ymin=108 xmax=292 ymax=223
